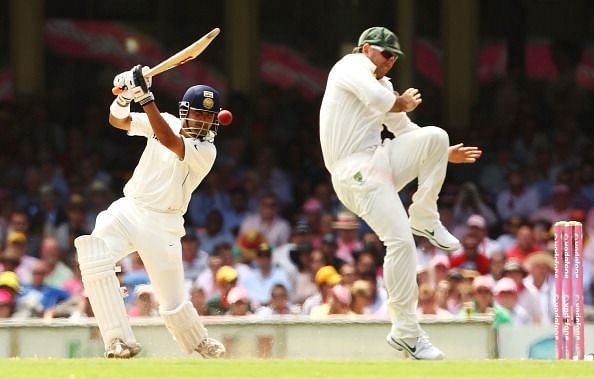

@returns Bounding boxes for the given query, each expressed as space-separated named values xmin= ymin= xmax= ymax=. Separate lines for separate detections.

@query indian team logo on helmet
xmin=202 ymin=90 xmax=215 ymax=109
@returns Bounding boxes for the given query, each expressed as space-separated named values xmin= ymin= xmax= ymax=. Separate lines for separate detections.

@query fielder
xmin=74 ymin=64 xmax=225 ymax=358
xmin=319 ymin=27 xmax=481 ymax=359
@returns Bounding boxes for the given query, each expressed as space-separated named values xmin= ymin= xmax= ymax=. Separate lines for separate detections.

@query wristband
xmin=110 ymin=98 xmax=130 ymax=119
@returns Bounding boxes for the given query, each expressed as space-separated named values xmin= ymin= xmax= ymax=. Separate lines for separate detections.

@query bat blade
xmin=144 ymin=27 xmax=220 ymax=78
xmin=112 ymin=27 xmax=220 ymax=95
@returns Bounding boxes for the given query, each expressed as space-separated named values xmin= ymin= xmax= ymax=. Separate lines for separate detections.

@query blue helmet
xmin=179 ymin=85 xmax=221 ymax=141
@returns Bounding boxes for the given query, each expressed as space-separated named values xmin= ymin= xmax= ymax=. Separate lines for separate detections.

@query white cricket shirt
xmin=123 ymin=112 xmax=216 ymax=214
xmin=319 ymin=53 xmax=419 ymax=172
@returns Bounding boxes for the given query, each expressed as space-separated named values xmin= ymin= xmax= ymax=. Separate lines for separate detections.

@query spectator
xmin=37 ymin=184 xmax=68 ymax=238
xmin=429 ymin=254 xmax=450 ymax=287
xmin=181 ymin=228 xmax=208 ymax=284
xmin=288 ymin=242 xmax=317 ymax=305
xmin=359 ymin=271 xmax=387 ymax=314
xmin=239 ymin=193 xmax=291 ymax=248
xmin=416 ymin=284 xmax=451 ymax=318
xmin=198 ymin=209 xmax=234 ymax=256
xmin=416 ymin=236 xmax=447 ymax=270
xmin=256 ymin=284 xmax=293 ymax=316
xmin=530 ymin=184 xmax=573 ymax=224
xmin=496 ymin=215 xmax=526 ymax=252
xmin=239 ymin=243 xmax=291 ymax=306
xmin=444 ymin=269 xmax=464 ymax=314
xmin=302 ymin=265 xmax=341 ymax=315
xmin=332 ymin=210 xmax=362 ymax=264
xmin=496 ymin=170 xmax=540 ymax=221
xmin=449 ymin=234 xmax=490 ymax=275
xmin=128 ymin=284 xmax=158 ymax=317
xmin=493 ymin=277 xmax=532 ymax=325
xmin=0 ymin=271 xmax=21 ymax=301
xmin=194 ymin=255 xmax=224 ymax=300
xmin=271 ymin=220 xmax=313 ymax=287
xmin=522 ymin=252 xmax=555 ymax=325
xmin=319 ymin=232 xmax=345 ymax=269
xmin=84 ymin=180 xmax=114 ymax=231
xmin=453 ymin=183 xmax=498 ymax=232
xmin=461 ymin=275 xmax=511 ymax=327
xmin=6 ymin=210 xmax=41 ymax=258
xmin=187 ymin=171 xmax=230 ymax=228
xmin=301 ymin=197 xmax=323 ymax=248
xmin=235 ymin=230 xmax=267 ymax=264
xmin=339 ymin=263 xmax=358 ymax=287
xmin=506 ymin=224 xmax=540 ymax=263
xmin=55 ymin=194 xmax=90 ymax=254
xmin=0 ymin=288 xmax=16 ymax=318
xmin=488 ymin=250 xmax=507 ymax=282
xmin=532 ymin=219 xmax=553 ymax=251
xmin=221 ymin=186 xmax=250 ymax=237
xmin=0 ymin=241 xmax=39 ymax=286
xmin=350 ymin=279 xmax=373 ymax=314
xmin=207 ymin=265 xmax=239 ymax=315
xmin=39 ymin=236 xmax=74 ymax=288
xmin=18 ymin=261 xmax=71 ymax=319
xmin=189 ymin=286 xmax=208 ymax=316
xmin=310 ymin=284 xmax=352 ymax=317
xmin=227 ymin=286 xmax=252 ymax=316
xmin=464 ymin=214 xmax=502 ymax=258
xmin=122 ymin=252 xmax=150 ymax=305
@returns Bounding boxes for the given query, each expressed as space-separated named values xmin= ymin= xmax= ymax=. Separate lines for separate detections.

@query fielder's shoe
xmin=387 ymin=335 xmax=444 ymax=360
xmin=196 ymin=337 xmax=226 ymax=358
xmin=105 ymin=338 xmax=142 ymax=359
xmin=411 ymin=222 xmax=460 ymax=252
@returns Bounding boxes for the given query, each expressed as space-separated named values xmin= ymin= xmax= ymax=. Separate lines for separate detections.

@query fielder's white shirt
xmin=123 ymin=112 xmax=216 ymax=214
xmin=319 ymin=53 xmax=420 ymax=172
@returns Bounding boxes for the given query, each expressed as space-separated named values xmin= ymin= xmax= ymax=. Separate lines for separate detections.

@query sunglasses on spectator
xmin=370 ymin=45 xmax=397 ymax=61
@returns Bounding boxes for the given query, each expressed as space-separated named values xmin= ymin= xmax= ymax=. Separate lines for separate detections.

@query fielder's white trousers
xmin=330 ymin=126 xmax=449 ymax=339
xmin=92 ymin=197 xmax=187 ymax=310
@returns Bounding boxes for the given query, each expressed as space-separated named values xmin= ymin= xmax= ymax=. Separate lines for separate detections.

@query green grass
xmin=0 ymin=359 xmax=592 ymax=379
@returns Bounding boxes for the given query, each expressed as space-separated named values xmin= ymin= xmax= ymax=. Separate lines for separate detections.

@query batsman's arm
xmin=143 ymin=102 xmax=185 ymax=159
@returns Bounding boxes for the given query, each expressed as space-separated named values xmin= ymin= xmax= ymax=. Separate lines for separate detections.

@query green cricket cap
xmin=357 ymin=26 xmax=404 ymax=57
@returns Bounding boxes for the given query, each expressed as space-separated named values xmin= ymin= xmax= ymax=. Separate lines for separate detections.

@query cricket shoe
xmin=196 ymin=337 xmax=226 ymax=358
xmin=411 ymin=222 xmax=460 ymax=252
xmin=387 ymin=335 xmax=444 ymax=360
xmin=105 ymin=338 xmax=142 ymax=359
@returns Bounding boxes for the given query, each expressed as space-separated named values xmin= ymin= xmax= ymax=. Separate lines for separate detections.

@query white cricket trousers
xmin=92 ymin=197 xmax=187 ymax=310
xmin=330 ymin=126 xmax=449 ymax=339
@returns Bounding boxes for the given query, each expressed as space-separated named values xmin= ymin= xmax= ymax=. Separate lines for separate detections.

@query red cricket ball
xmin=217 ymin=109 xmax=233 ymax=125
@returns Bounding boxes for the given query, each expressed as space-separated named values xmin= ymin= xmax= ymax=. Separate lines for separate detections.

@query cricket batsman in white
xmin=319 ymin=27 xmax=481 ymax=359
xmin=74 ymin=64 xmax=226 ymax=358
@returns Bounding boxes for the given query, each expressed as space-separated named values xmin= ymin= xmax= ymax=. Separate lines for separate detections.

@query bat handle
xmin=112 ymin=87 xmax=123 ymax=95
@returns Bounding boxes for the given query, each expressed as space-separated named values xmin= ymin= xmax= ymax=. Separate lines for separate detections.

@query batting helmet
xmin=179 ymin=85 xmax=221 ymax=141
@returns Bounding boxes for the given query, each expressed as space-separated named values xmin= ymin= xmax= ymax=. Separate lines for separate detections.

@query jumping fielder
xmin=74 ymin=65 xmax=225 ymax=358
xmin=319 ymin=27 xmax=481 ymax=359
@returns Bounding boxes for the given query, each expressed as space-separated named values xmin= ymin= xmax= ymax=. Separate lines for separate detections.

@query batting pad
xmin=160 ymin=301 xmax=208 ymax=354
xmin=75 ymin=235 xmax=136 ymax=349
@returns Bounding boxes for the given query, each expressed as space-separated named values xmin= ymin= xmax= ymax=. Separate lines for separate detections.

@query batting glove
xmin=131 ymin=65 xmax=154 ymax=106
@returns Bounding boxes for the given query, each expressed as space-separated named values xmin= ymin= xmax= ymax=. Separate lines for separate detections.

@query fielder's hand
xmin=395 ymin=88 xmax=422 ymax=112
xmin=448 ymin=143 xmax=482 ymax=164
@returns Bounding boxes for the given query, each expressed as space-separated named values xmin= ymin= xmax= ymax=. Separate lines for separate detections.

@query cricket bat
xmin=112 ymin=27 xmax=220 ymax=95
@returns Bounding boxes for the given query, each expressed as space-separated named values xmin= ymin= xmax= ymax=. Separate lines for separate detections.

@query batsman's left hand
xmin=448 ymin=143 xmax=482 ymax=164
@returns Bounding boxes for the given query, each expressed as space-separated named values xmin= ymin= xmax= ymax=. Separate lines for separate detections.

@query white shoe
xmin=411 ymin=222 xmax=460 ymax=252
xmin=105 ymin=338 xmax=142 ymax=359
xmin=387 ymin=335 xmax=444 ymax=360
xmin=196 ymin=337 xmax=226 ymax=358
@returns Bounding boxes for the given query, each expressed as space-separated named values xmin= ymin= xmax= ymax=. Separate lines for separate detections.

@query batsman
xmin=319 ymin=26 xmax=481 ymax=359
xmin=74 ymin=64 xmax=226 ymax=358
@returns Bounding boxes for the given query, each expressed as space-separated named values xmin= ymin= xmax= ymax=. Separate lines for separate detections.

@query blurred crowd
xmin=0 ymin=49 xmax=593 ymax=326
